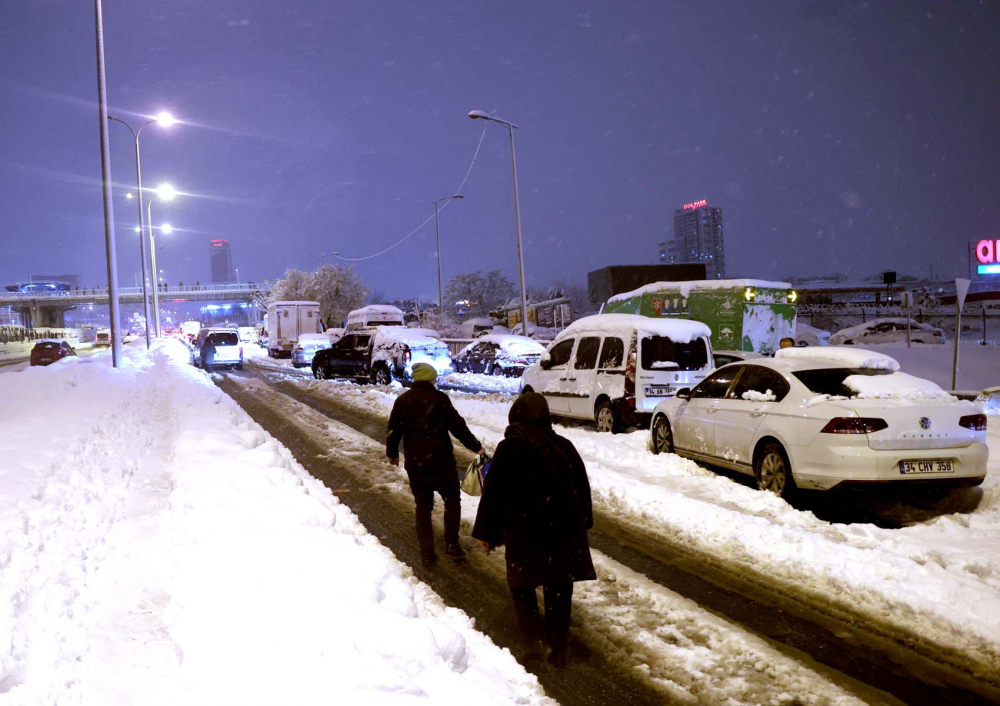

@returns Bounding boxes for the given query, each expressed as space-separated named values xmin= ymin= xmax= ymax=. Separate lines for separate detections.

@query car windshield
xmin=640 ymin=335 xmax=708 ymax=372
xmin=35 ymin=342 xmax=60 ymax=351
xmin=207 ymin=332 xmax=239 ymax=346
xmin=792 ymin=368 xmax=892 ymax=397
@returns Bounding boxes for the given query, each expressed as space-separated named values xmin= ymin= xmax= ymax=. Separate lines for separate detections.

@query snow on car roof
xmin=466 ymin=334 xmax=546 ymax=352
xmin=297 ymin=333 xmax=330 ymax=343
xmin=557 ymin=314 xmax=711 ymax=343
xmin=833 ymin=318 xmax=937 ymax=338
xmin=350 ymin=304 xmax=404 ymax=315
xmin=373 ymin=326 xmax=442 ymax=346
xmin=608 ymin=279 xmax=791 ymax=303
xmin=844 ymin=371 xmax=952 ymax=401
xmin=774 ymin=346 xmax=900 ymax=371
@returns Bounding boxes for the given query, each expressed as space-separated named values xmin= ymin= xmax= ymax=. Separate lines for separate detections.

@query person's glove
xmin=477 ymin=447 xmax=487 ymax=458
xmin=388 ymin=457 xmax=399 ymax=467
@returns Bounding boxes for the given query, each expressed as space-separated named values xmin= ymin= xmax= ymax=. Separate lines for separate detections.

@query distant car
xmin=292 ymin=333 xmax=332 ymax=368
xmin=30 ymin=340 xmax=77 ymax=366
xmin=831 ymin=318 xmax=944 ymax=345
xmin=325 ymin=327 xmax=345 ymax=345
xmin=712 ymin=350 xmax=768 ymax=368
xmin=193 ymin=327 xmax=244 ymax=370
xmin=312 ymin=326 xmax=453 ymax=384
xmin=795 ymin=324 xmax=831 ymax=347
xmin=94 ymin=329 xmax=111 ymax=347
xmin=452 ymin=334 xmax=546 ymax=377
xmin=650 ymin=348 xmax=987 ymax=497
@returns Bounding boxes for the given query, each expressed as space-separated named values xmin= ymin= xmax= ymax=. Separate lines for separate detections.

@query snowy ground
xmin=0 ymin=341 xmax=551 ymax=705
xmin=439 ymin=372 xmax=523 ymax=395
xmin=227 ymin=373 xmax=876 ymax=705
xmin=279 ymin=358 xmax=1000 ymax=690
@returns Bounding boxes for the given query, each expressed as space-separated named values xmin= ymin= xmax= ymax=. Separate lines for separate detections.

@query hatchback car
xmin=831 ymin=318 xmax=944 ymax=345
xmin=650 ymin=348 xmax=987 ymax=497
xmin=452 ymin=334 xmax=545 ymax=377
xmin=30 ymin=340 xmax=77 ymax=366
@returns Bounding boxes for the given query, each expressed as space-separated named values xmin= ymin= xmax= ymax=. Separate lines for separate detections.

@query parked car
xmin=193 ymin=328 xmax=244 ymax=370
xmin=831 ymin=318 xmax=944 ymax=345
xmin=30 ymin=339 xmax=77 ymax=366
xmin=325 ymin=327 xmax=345 ymax=345
xmin=650 ymin=347 xmax=988 ymax=498
xmin=452 ymin=334 xmax=546 ymax=377
xmin=237 ymin=326 xmax=259 ymax=344
xmin=312 ymin=326 xmax=453 ymax=384
xmin=292 ymin=333 xmax=332 ymax=368
xmin=712 ymin=350 xmax=767 ymax=368
xmin=94 ymin=329 xmax=111 ymax=347
xmin=520 ymin=314 xmax=714 ymax=432
xmin=795 ymin=323 xmax=831 ymax=347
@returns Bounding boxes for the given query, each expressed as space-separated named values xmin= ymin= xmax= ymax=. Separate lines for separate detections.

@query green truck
xmin=604 ymin=279 xmax=798 ymax=354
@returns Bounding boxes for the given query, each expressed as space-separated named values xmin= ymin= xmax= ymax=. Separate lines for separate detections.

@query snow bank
xmin=559 ymin=314 xmax=711 ymax=343
xmin=844 ymin=371 xmax=953 ymax=401
xmin=608 ymin=279 xmax=791 ymax=303
xmin=440 ymin=372 xmax=523 ymax=395
xmin=0 ymin=340 xmax=550 ymax=705
xmin=775 ymin=346 xmax=901 ymax=371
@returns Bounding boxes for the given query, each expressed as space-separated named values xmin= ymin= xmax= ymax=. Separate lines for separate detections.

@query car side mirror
xmin=539 ymin=358 xmax=552 ymax=370
xmin=675 ymin=388 xmax=691 ymax=400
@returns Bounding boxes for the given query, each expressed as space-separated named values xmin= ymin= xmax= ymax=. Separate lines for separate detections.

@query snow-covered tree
xmin=270 ymin=265 xmax=369 ymax=328
xmin=444 ymin=270 xmax=515 ymax=317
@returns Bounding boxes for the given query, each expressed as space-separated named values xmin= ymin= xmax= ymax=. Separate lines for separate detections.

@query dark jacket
xmin=472 ymin=393 xmax=596 ymax=589
xmin=386 ymin=381 xmax=481 ymax=484
xmin=201 ymin=340 xmax=216 ymax=368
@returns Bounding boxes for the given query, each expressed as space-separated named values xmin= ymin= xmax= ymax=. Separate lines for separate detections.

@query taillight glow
xmin=821 ymin=417 xmax=888 ymax=434
xmin=959 ymin=414 xmax=987 ymax=431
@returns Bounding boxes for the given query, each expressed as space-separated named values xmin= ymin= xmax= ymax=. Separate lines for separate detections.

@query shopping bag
xmin=461 ymin=454 xmax=489 ymax=496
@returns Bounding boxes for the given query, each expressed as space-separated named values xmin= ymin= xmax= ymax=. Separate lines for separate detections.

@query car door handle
xmin=563 ymin=377 xmax=577 ymax=382
xmin=707 ymin=407 xmax=718 ymax=414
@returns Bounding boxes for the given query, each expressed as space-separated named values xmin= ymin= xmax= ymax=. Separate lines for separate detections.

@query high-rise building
xmin=658 ymin=199 xmax=726 ymax=279
xmin=210 ymin=239 xmax=235 ymax=283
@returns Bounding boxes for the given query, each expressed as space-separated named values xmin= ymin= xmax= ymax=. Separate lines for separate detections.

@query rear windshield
xmin=366 ymin=320 xmax=400 ymax=327
xmin=792 ymin=368 xmax=892 ymax=397
xmin=35 ymin=342 xmax=60 ymax=350
xmin=207 ymin=332 xmax=239 ymax=346
xmin=640 ymin=335 xmax=709 ymax=372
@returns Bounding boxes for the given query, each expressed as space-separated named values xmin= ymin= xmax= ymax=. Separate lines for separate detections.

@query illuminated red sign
xmin=977 ymin=239 xmax=999 ymax=264
xmin=211 ymin=238 xmax=229 ymax=248
xmin=683 ymin=199 xmax=708 ymax=210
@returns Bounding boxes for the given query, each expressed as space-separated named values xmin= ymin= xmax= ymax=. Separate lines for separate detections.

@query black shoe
xmin=420 ymin=551 xmax=437 ymax=568
xmin=444 ymin=543 xmax=466 ymax=560
xmin=547 ymin=648 xmax=567 ymax=668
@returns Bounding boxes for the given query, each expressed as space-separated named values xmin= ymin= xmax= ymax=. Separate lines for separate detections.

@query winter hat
xmin=509 ymin=391 xmax=551 ymax=427
xmin=411 ymin=362 xmax=438 ymax=382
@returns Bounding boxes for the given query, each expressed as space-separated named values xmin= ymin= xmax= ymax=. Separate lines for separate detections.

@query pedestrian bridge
xmin=0 ymin=283 xmax=270 ymax=327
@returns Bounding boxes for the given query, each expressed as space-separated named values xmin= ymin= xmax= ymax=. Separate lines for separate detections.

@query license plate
xmin=644 ymin=386 xmax=675 ymax=397
xmin=899 ymin=460 xmax=954 ymax=475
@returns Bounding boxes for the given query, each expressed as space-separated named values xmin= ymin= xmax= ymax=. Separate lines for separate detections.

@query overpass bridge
xmin=0 ymin=283 xmax=271 ymax=327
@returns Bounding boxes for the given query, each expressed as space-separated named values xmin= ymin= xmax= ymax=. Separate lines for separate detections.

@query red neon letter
xmin=977 ymin=239 xmax=995 ymax=264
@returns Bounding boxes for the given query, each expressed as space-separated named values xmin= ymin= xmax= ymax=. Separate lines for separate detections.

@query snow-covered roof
xmin=473 ymin=334 xmax=546 ymax=352
xmin=374 ymin=326 xmax=444 ymax=347
xmin=844 ymin=371 xmax=952 ymax=401
xmin=608 ymin=279 xmax=791 ymax=304
xmin=350 ymin=304 xmax=404 ymax=316
xmin=460 ymin=317 xmax=495 ymax=328
xmin=557 ymin=314 xmax=711 ymax=343
xmin=774 ymin=347 xmax=900 ymax=371
xmin=269 ymin=301 xmax=319 ymax=306
xmin=296 ymin=333 xmax=330 ymax=345
xmin=37 ymin=338 xmax=70 ymax=345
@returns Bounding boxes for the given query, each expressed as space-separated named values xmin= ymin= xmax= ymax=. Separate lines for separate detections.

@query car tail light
xmin=626 ymin=397 xmax=636 ymax=409
xmin=404 ymin=348 xmax=411 ymax=363
xmin=821 ymin=417 xmax=888 ymax=434
xmin=933 ymin=331 xmax=942 ymax=337
xmin=959 ymin=414 xmax=987 ymax=431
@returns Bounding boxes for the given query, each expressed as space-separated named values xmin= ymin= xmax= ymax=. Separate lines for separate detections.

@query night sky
xmin=2 ymin=1 xmax=998 ymax=299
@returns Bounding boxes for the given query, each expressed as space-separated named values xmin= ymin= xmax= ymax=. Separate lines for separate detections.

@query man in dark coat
xmin=472 ymin=392 xmax=596 ymax=667
xmin=201 ymin=336 xmax=217 ymax=374
xmin=386 ymin=362 xmax=484 ymax=567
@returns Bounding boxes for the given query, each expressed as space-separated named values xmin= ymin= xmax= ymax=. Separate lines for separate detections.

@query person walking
xmin=472 ymin=392 xmax=596 ymax=667
xmin=386 ymin=362 xmax=485 ymax=568
xmin=201 ymin=335 xmax=217 ymax=374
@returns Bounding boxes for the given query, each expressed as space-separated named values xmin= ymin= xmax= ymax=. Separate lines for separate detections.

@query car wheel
xmin=651 ymin=415 xmax=674 ymax=455
xmin=755 ymin=443 xmax=794 ymax=498
xmin=491 ymin=364 xmax=504 ymax=377
xmin=374 ymin=366 xmax=392 ymax=386
xmin=595 ymin=400 xmax=620 ymax=433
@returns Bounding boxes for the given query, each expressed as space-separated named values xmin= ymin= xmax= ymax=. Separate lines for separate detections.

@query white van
xmin=194 ymin=327 xmax=244 ymax=370
xmin=520 ymin=314 xmax=713 ymax=432
xmin=345 ymin=305 xmax=405 ymax=332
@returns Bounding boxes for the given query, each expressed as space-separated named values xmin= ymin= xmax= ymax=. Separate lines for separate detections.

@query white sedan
xmin=649 ymin=348 xmax=988 ymax=497
xmin=830 ymin=318 xmax=944 ymax=345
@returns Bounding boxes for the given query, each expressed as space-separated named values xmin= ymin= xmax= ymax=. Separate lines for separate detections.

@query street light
xmin=433 ymin=195 xmax=464 ymax=318
xmin=147 ymin=183 xmax=177 ymax=337
xmin=108 ymin=111 xmax=175 ymax=349
xmin=468 ymin=109 xmax=529 ymax=335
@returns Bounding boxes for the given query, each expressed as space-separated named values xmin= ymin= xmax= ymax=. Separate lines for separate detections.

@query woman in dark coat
xmin=472 ymin=392 xmax=596 ymax=666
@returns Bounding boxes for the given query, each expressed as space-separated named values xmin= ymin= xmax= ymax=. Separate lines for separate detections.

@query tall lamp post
xmin=433 ymin=195 xmax=464 ymax=318
xmin=469 ymin=110 xmax=529 ymax=335
xmin=108 ymin=111 xmax=175 ymax=348
xmin=147 ymin=183 xmax=177 ymax=337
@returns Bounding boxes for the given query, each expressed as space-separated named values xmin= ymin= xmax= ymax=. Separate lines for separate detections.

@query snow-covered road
xmin=244 ymin=353 xmax=1000 ymax=695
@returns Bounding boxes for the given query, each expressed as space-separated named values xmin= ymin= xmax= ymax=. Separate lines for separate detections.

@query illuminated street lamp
xmin=108 ymin=111 xmax=176 ymax=348
xmin=468 ymin=109 xmax=529 ymax=334
xmin=433 ymin=195 xmax=464 ymax=318
xmin=147 ymin=183 xmax=177 ymax=337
